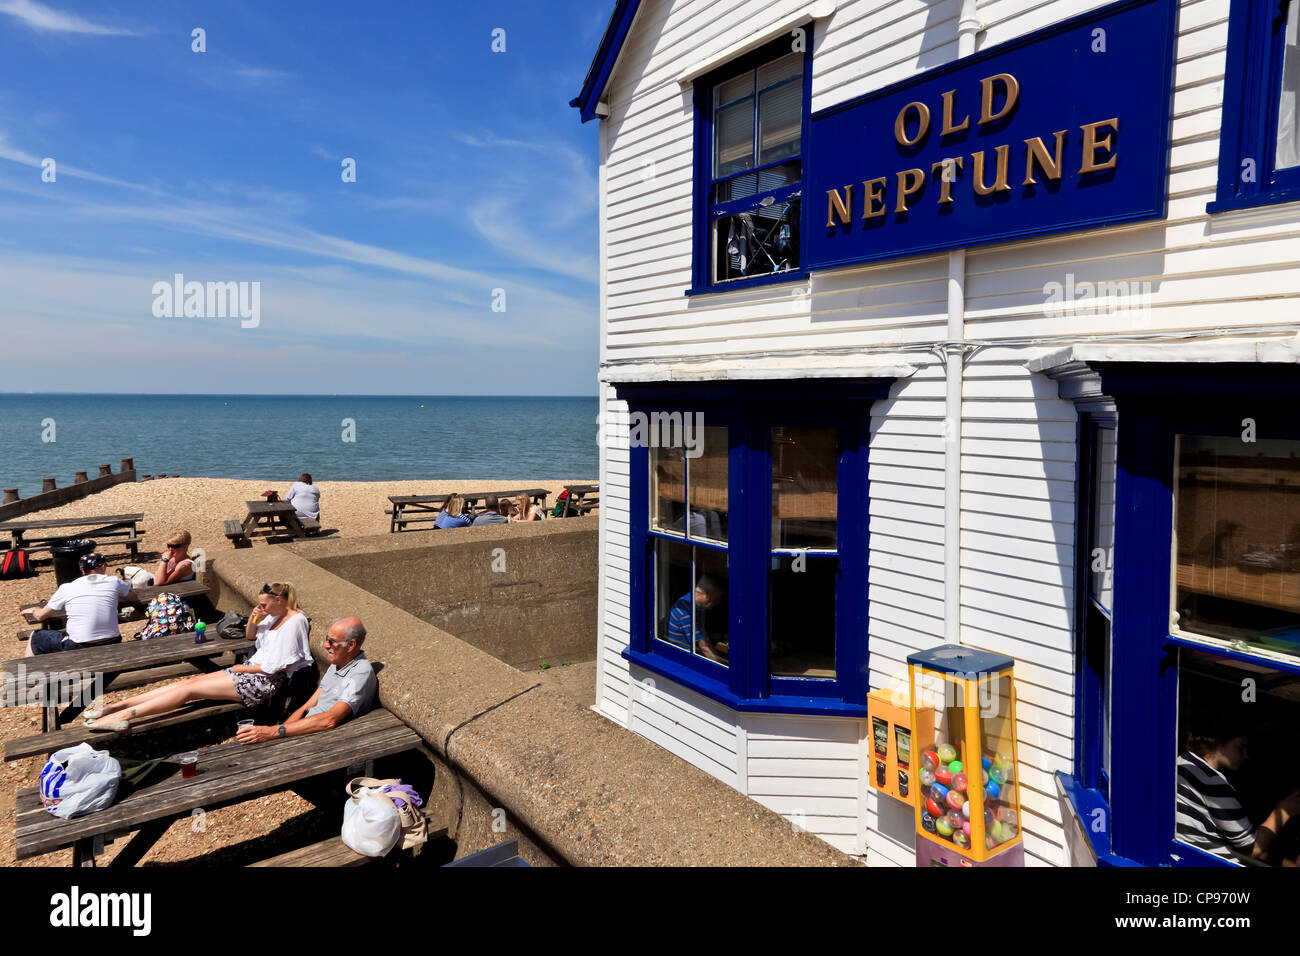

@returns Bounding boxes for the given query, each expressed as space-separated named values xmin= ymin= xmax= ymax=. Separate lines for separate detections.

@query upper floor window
xmin=1210 ymin=0 xmax=1300 ymax=211
xmin=691 ymin=34 xmax=810 ymax=292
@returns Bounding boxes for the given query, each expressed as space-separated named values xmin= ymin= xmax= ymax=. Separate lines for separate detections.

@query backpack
xmin=137 ymin=593 xmax=197 ymax=640
xmin=552 ymin=489 xmax=571 ymax=518
xmin=0 ymin=549 xmax=31 ymax=579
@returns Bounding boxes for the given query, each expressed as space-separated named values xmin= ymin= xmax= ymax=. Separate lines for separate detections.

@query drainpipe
xmin=943 ymin=2 xmax=982 ymax=647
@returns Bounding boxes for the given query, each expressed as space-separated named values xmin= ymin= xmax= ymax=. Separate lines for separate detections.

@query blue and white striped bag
xmin=40 ymin=743 xmax=121 ymax=819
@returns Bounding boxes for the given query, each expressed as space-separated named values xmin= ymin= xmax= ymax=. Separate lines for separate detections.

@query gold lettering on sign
xmin=1079 ymin=118 xmax=1118 ymax=174
xmin=1023 ymin=130 xmax=1068 ymax=185
xmin=826 ymin=184 xmax=854 ymax=227
xmin=979 ymin=73 xmax=1020 ymax=124
xmin=971 ymin=144 xmax=1011 ymax=195
xmin=895 ymin=102 xmax=931 ymax=147
xmin=940 ymin=90 xmax=969 ymax=136
xmin=930 ymin=156 xmax=964 ymax=204
xmin=895 ymin=168 xmax=926 ymax=212
xmin=862 ymin=177 xmax=888 ymax=218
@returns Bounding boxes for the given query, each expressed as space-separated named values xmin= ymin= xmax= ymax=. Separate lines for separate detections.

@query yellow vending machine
xmin=907 ymin=645 xmax=1024 ymax=867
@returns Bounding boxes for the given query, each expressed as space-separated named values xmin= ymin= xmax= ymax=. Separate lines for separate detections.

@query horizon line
xmin=0 ymin=392 xmax=599 ymax=399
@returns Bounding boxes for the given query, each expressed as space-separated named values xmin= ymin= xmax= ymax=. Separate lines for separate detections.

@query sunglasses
xmin=323 ymin=636 xmax=354 ymax=648
xmin=260 ymin=584 xmax=287 ymax=596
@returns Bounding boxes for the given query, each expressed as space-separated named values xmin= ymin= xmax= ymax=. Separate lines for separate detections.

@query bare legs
xmin=94 ymin=670 xmax=242 ymax=722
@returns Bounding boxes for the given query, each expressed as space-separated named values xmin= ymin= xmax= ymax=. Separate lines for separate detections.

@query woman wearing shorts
xmin=83 ymin=581 xmax=311 ymax=730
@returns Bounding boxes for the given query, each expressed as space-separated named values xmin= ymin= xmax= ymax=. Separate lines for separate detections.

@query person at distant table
xmin=434 ymin=494 xmax=472 ymax=529
xmin=666 ymin=574 xmax=727 ymax=663
xmin=285 ymin=473 xmax=321 ymax=522
xmin=237 ymin=617 xmax=378 ymax=743
xmin=153 ymin=530 xmax=197 ymax=586
xmin=471 ymin=494 xmax=510 ymax=526
xmin=510 ymin=493 xmax=546 ymax=522
xmin=24 ymin=553 xmax=138 ymax=656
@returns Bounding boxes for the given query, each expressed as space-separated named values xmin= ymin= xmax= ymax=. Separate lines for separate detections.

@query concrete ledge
xmin=210 ymin=525 xmax=854 ymax=866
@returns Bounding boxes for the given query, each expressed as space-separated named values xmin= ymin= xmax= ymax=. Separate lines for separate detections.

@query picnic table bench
xmin=20 ymin=579 xmax=213 ymax=630
xmin=15 ymin=708 xmax=421 ymax=866
xmin=0 ymin=513 xmax=145 ymax=560
xmin=2 ymin=632 xmax=253 ymax=732
xmin=4 ymin=701 xmax=246 ymax=761
xmin=225 ymin=500 xmax=320 ymax=547
xmin=559 ymin=483 xmax=600 ymax=517
xmin=387 ymin=487 xmax=551 ymax=532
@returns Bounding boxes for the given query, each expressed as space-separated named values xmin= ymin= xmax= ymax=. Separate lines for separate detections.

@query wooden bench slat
xmin=4 ymin=702 xmax=247 ymax=761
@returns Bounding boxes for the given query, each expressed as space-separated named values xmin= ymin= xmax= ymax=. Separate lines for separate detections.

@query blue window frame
xmin=1209 ymin=0 xmax=1300 ymax=212
xmin=1085 ymin=364 xmax=1300 ymax=867
xmin=689 ymin=32 xmax=812 ymax=294
xmin=619 ymin=380 xmax=886 ymax=716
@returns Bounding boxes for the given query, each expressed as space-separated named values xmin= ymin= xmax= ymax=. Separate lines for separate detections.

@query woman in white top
xmin=83 ymin=581 xmax=312 ymax=731
xmin=285 ymin=473 xmax=321 ymax=521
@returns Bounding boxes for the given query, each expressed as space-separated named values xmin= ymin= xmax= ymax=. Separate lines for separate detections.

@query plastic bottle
xmin=195 ymin=621 xmax=207 ymax=644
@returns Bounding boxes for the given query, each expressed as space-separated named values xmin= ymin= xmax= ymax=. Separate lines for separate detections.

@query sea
xmin=0 ymin=394 xmax=599 ymax=499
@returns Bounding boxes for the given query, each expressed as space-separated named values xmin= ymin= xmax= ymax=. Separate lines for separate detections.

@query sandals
xmin=84 ymin=716 xmax=130 ymax=732
xmin=81 ymin=696 xmax=106 ymax=720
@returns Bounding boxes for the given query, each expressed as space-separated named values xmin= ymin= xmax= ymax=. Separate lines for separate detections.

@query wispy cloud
xmin=0 ymin=0 xmax=139 ymax=36
xmin=234 ymin=66 xmax=293 ymax=83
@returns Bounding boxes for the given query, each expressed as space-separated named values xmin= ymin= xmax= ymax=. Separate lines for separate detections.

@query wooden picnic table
xmin=2 ymin=631 xmax=253 ymax=732
xmin=559 ymin=483 xmax=600 ymax=517
xmin=387 ymin=487 xmax=551 ymax=532
xmin=21 ymin=579 xmax=213 ymax=630
xmin=0 ymin=513 xmax=145 ymax=559
xmin=225 ymin=500 xmax=320 ymax=547
xmin=15 ymin=708 xmax=421 ymax=866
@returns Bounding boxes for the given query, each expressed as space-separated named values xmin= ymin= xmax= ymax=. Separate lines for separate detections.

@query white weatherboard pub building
xmin=572 ymin=0 xmax=1300 ymax=867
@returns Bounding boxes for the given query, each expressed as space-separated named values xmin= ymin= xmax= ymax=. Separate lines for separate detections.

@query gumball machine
xmin=907 ymin=645 xmax=1023 ymax=867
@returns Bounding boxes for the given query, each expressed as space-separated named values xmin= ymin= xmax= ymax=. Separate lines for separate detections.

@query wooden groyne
xmin=0 ymin=458 xmax=138 ymax=521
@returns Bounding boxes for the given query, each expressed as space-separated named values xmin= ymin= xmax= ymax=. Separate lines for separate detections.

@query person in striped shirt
xmin=1176 ymin=725 xmax=1300 ymax=864
xmin=665 ymin=575 xmax=727 ymax=662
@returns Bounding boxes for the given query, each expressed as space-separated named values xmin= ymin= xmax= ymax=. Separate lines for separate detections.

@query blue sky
xmin=0 ymin=0 xmax=606 ymax=394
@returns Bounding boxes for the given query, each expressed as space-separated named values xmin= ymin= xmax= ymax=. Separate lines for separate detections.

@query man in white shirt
xmin=26 ymin=553 xmax=137 ymax=656
xmin=285 ymin=473 xmax=321 ymax=521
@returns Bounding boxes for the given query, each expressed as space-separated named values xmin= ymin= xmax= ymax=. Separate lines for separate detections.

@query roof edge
xmin=570 ymin=0 xmax=643 ymax=123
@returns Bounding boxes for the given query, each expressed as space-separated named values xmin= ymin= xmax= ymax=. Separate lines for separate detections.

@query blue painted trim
xmin=690 ymin=29 xmax=814 ymax=294
xmin=906 ymin=643 xmax=1015 ymax=675
xmin=1210 ymin=0 xmax=1299 ymax=210
xmin=1054 ymin=772 xmax=1141 ymax=866
xmin=1164 ymin=633 xmax=1300 ymax=678
xmin=569 ymin=0 xmax=642 ymax=123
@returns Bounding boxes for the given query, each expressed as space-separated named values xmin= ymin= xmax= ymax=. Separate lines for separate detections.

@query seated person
xmin=471 ymin=494 xmax=510 ymax=526
xmin=510 ymin=493 xmax=546 ymax=522
xmin=665 ymin=574 xmax=728 ymax=663
xmin=1177 ymin=716 xmax=1300 ymax=864
xmin=286 ymin=473 xmax=321 ymax=521
xmin=669 ymin=509 xmax=706 ymax=537
xmin=25 ymin=553 xmax=137 ymax=656
xmin=434 ymin=493 xmax=471 ymax=529
xmin=82 ymin=581 xmax=311 ymax=730
xmin=237 ymin=616 xmax=377 ymax=743
xmin=153 ymin=530 xmax=197 ymax=586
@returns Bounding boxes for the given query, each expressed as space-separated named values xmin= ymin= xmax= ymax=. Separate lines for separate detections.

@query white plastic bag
xmin=341 ymin=785 xmax=401 ymax=857
xmin=40 ymin=743 xmax=122 ymax=819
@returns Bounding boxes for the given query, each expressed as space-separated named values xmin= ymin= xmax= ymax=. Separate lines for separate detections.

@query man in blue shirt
xmin=666 ymin=575 xmax=727 ymax=662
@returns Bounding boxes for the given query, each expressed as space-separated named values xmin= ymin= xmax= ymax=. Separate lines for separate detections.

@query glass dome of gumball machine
xmin=908 ymin=645 xmax=1024 ymax=867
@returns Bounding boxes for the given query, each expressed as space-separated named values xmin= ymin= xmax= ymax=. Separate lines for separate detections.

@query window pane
xmin=757 ymin=52 xmax=801 ymax=92
xmin=650 ymin=442 xmax=686 ymax=533
xmin=713 ymin=160 xmax=800 ymax=203
xmin=1091 ymin=426 xmax=1116 ymax=612
xmin=654 ymin=539 xmax=693 ymax=649
xmin=1173 ymin=436 xmax=1300 ymax=661
xmin=656 ymin=541 xmax=729 ymax=667
xmin=1278 ymin=0 xmax=1299 ymax=170
xmin=714 ymin=99 xmax=755 ymax=178
xmin=759 ymin=78 xmax=802 ymax=166
xmin=772 ymin=425 xmax=837 ymax=549
xmin=715 ymin=71 xmax=753 ymax=108
xmin=769 ymin=554 xmax=835 ymax=678
xmin=689 ymin=426 xmax=729 ymax=544
xmin=1175 ymin=648 xmax=1300 ymax=866
xmin=711 ymin=197 xmax=800 ymax=284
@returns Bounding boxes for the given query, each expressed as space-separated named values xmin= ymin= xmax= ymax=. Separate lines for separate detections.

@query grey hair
xmin=330 ymin=618 xmax=367 ymax=646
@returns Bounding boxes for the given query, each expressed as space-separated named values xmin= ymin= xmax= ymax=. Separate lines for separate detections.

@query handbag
xmin=216 ymin=610 xmax=250 ymax=640
xmin=342 ymin=777 xmax=428 ymax=856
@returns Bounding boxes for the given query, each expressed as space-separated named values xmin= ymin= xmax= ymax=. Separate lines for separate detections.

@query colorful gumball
xmin=999 ymin=808 xmax=1018 ymax=827
xmin=962 ymin=800 xmax=971 ymax=819
xmin=990 ymin=820 xmax=1007 ymax=843
xmin=922 ymin=812 xmax=936 ymax=832
xmin=945 ymin=810 xmax=962 ymax=829
xmin=986 ymin=780 xmax=1001 ymax=800
xmin=920 ymin=767 xmax=936 ymax=787
xmin=953 ymin=831 xmax=970 ymax=849
xmin=937 ymin=744 xmax=957 ymax=764
xmin=962 ymin=820 xmax=971 ymax=836
xmin=926 ymin=796 xmax=943 ymax=818
xmin=923 ymin=750 xmax=939 ymax=770
xmin=986 ymin=835 xmax=996 ymax=850
xmin=982 ymin=755 xmax=993 ymax=771
xmin=994 ymin=751 xmax=1012 ymax=768
xmin=984 ymin=807 xmax=993 ymax=826
xmin=946 ymin=789 xmax=964 ymax=811
xmin=982 ymin=769 xmax=989 ymax=785
xmin=949 ymin=760 xmax=963 ymax=774
xmin=952 ymin=772 xmax=968 ymax=792
xmin=988 ymin=765 xmax=1006 ymax=785
xmin=935 ymin=816 xmax=954 ymax=837
xmin=935 ymin=766 xmax=953 ymax=787
xmin=931 ymin=781 xmax=949 ymax=801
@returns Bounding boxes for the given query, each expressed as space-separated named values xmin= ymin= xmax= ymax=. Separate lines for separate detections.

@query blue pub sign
xmin=805 ymin=0 xmax=1178 ymax=269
